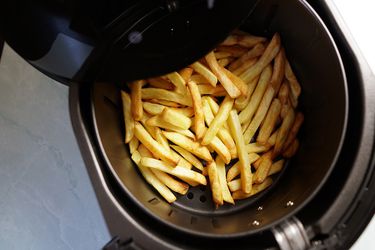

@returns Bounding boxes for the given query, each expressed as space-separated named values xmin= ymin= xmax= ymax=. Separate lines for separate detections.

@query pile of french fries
xmin=121 ymin=30 xmax=304 ymax=207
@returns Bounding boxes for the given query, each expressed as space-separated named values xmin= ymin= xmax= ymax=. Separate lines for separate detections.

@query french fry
xmin=139 ymin=113 xmax=158 ymax=139
xmin=209 ymin=136 xmax=231 ymax=164
xmin=142 ymin=88 xmax=192 ymax=106
xmin=234 ymin=75 xmax=260 ymax=111
xmin=215 ymin=51 xmax=232 ymax=59
xmin=221 ymin=34 xmax=267 ymax=48
xmin=253 ymin=150 xmax=273 ymax=170
xmin=148 ymin=77 xmax=174 ymax=90
xmin=202 ymin=95 xmax=234 ymax=145
xmin=223 ymin=67 xmax=249 ymax=96
xmin=216 ymin=156 xmax=234 ymax=204
xmin=227 ymin=110 xmax=252 ymax=193
xmin=273 ymin=107 xmax=295 ymax=157
xmin=268 ymin=129 xmax=278 ymax=146
xmin=278 ymin=82 xmax=289 ymax=105
xmin=130 ymin=80 xmax=144 ymax=121
xmin=155 ymin=127 xmax=170 ymax=152
xmin=285 ymin=59 xmax=301 ymax=107
xmin=190 ymin=74 xmax=210 ymax=84
xmin=187 ymin=80 xmax=205 ymax=139
xmin=167 ymin=72 xmax=187 ymax=93
xmin=228 ymin=43 xmax=265 ymax=71
xmin=143 ymin=102 xmax=165 ymax=115
xmin=228 ymin=179 xmax=241 ymax=192
xmin=269 ymin=159 xmax=285 ymax=176
xmin=191 ymin=62 xmax=218 ymax=87
xmin=232 ymin=177 xmax=273 ymax=200
xmin=243 ymin=86 xmax=275 ymax=143
xmin=257 ymin=98 xmax=282 ymax=144
xmin=146 ymin=115 xmax=195 ymax=139
xmin=239 ymin=65 xmax=272 ymax=125
xmin=283 ymin=112 xmax=304 ymax=150
xmin=179 ymin=67 xmax=193 ymax=83
xmin=232 ymin=58 xmax=257 ymax=76
xmin=207 ymin=161 xmax=223 ymax=206
xmin=171 ymin=145 xmax=204 ymax=171
xmin=240 ymin=33 xmax=281 ymax=83
xmin=216 ymin=45 xmax=248 ymax=57
xmin=282 ymin=139 xmax=299 ymax=158
xmin=134 ymin=122 xmax=178 ymax=165
xmin=218 ymin=58 xmax=233 ymax=68
xmin=162 ymin=131 xmax=212 ymax=162
xmin=149 ymin=99 xmax=181 ymax=108
xmin=121 ymin=91 xmax=134 ymax=143
xmin=226 ymin=153 xmax=259 ymax=182
xmin=270 ymin=48 xmax=285 ymax=95
xmin=160 ymin=108 xmax=192 ymax=130
xmin=246 ymin=143 xmax=271 ymax=154
xmin=197 ymin=84 xmax=227 ymax=96
xmin=131 ymin=151 xmax=176 ymax=203
xmin=205 ymin=52 xmax=241 ymax=98
xmin=141 ymin=157 xmax=207 ymax=185
xmin=253 ymin=155 xmax=272 ymax=183
xmin=129 ymin=136 xmax=139 ymax=154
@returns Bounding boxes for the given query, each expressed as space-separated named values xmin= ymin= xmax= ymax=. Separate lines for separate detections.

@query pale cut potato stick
xmin=273 ymin=107 xmax=295 ymax=158
xmin=171 ymin=145 xmax=204 ymax=171
xmin=246 ymin=143 xmax=271 ymax=154
xmin=187 ymin=80 xmax=205 ymax=139
xmin=226 ymin=153 xmax=259 ymax=182
xmin=222 ymin=34 xmax=267 ymax=47
xmin=178 ymin=67 xmax=193 ymax=83
xmin=216 ymin=156 xmax=234 ymax=204
xmin=283 ymin=112 xmax=304 ymax=150
xmin=160 ymin=108 xmax=192 ymax=130
xmin=282 ymin=139 xmax=299 ymax=158
xmin=205 ymin=96 xmax=230 ymax=130
xmin=218 ymin=58 xmax=233 ymax=68
xmin=243 ymin=86 xmax=275 ymax=143
xmin=227 ymin=110 xmax=252 ymax=193
xmin=141 ymin=157 xmax=207 ymax=185
xmin=128 ymin=136 xmax=139 ymax=154
xmin=209 ymin=136 xmax=231 ymax=164
xmin=148 ymin=77 xmax=174 ymax=90
xmin=257 ymin=98 xmax=282 ymax=144
xmin=146 ymin=115 xmax=195 ymax=139
xmin=142 ymin=88 xmax=192 ymax=106
xmin=223 ymin=67 xmax=249 ymax=96
xmin=232 ymin=177 xmax=273 ymax=200
xmin=190 ymin=74 xmax=210 ymax=84
xmin=253 ymin=156 xmax=272 ymax=183
xmin=215 ymin=51 xmax=232 ymax=59
xmin=162 ymin=131 xmax=212 ymax=162
xmin=149 ymin=99 xmax=181 ymax=108
xmin=121 ymin=91 xmax=134 ymax=143
xmin=239 ymin=65 xmax=272 ymax=125
xmin=197 ymin=84 xmax=227 ymax=96
xmin=269 ymin=159 xmax=285 ymax=176
xmin=205 ymin=52 xmax=241 ymax=98
xmin=207 ymin=161 xmax=223 ymax=206
xmin=228 ymin=43 xmax=265 ymax=71
xmin=202 ymin=95 xmax=234 ymax=145
xmin=232 ymin=58 xmax=257 ymax=76
xmin=191 ymin=62 xmax=218 ymax=87
xmin=216 ymin=45 xmax=248 ymax=57
xmin=234 ymin=75 xmax=260 ymax=111
xmin=155 ymin=127 xmax=170 ymax=152
xmin=139 ymin=113 xmax=157 ymax=139
xmin=228 ymin=178 xmax=241 ymax=192
xmin=240 ymin=33 xmax=281 ymax=83
xmin=130 ymin=80 xmax=144 ymax=121
xmin=270 ymin=48 xmax=285 ymax=96
xmin=131 ymin=151 xmax=176 ymax=203
xmin=168 ymin=150 xmax=200 ymax=186
xmin=285 ymin=59 xmax=301 ymax=107
xmin=167 ymin=72 xmax=186 ymax=93
xmin=134 ymin=122 xmax=178 ymax=165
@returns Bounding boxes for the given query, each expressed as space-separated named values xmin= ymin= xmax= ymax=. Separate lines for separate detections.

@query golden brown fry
xmin=149 ymin=99 xmax=181 ymax=108
xmin=227 ymin=110 xmax=252 ymax=193
xmin=243 ymin=86 xmax=275 ymax=143
xmin=205 ymin=52 xmax=241 ymax=98
xmin=146 ymin=115 xmax=195 ymax=139
xmin=216 ymin=45 xmax=248 ymax=57
xmin=246 ymin=143 xmax=271 ymax=154
xmin=142 ymin=88 xmax=192 ymax=106
xmin=160 ymin=108 xmax=192 ymax=130
xmin=134 ymin=122 xmax=178 ymax=165
xmin=222 ymin=34 xmax=267 ymax=48
xmin=234 ymin=75 xmax=260 ymax=111
xmin=282 ymin=139 xmax=299 ymax=158
xmin=226 ymin=153 xmax=259 ymax=182
xmin=268 ymin=129 xmax=278 ymax=146
xmin=187 ymin=80 xmax=205 ymax=139
xmin=253 ymin=155 xmax=272 ymax=184
xmin=197 ymin=84 xmax=227 ymax=96
xmin=163 ymin=131 xmax=212 ymax=162
xmin=270 ymin=48 xmax=285 ymax=95
xmin=232 ymin=177 xmax=273 ymax=200
xmin=232 ymin=58 xmax=257 ymax=76
xmin=191 ymin=62 xmax=218 ymax=87
xmin=128 ymin=136 xmax=139 ymax=154
xmin=143 ymin=102 xmax=165 ymax=115
xmin=166 ymin=72 xmax=187 ymax=93
xmin=121 ymin=91 xmax=134 ymax=143
xmin=148 ymin=77 xmax=174 ymax=90
xmin=257 ymin=98 xmax=282 ymax=144
xmin=240 ymin=33 xmax=281 ymax=83
xmin=207 ymin=161 xmax=223 ymax=206
xmin=155 ymin=127 xmax=170 ymax=152
xmin=215 ymin=51 xmax=232 ymax=59
xmin=283 ymin=112 xmax=304 ymax=150
xmin=139 ymin=112 xmax=158 ymax=139
xmin=218 ymin=58 xmax=234 ymax=68
xmin=285 ymin=59 xmax=301 ymax=107
xmin=131 ymin=151 xmax=176 ymax=203
xmin=190 ymin=74 xmax=210 ymax=84
xmin=216 ymin=156 xmax=234 ymax=204
xmin=130 ymin=80 xmax=144 ymax=121
xmin=278 ymin=82 xmax=289 ymax=105
xmin=202 ymin=95 xmax=234 ymax=145
xmin=228 ymin=43 xmax=265 ymax=71
xmin=209 ymin=136 xmax=231 ymax=164
xmin=239 ymin=65 xmax=272 ymax=125
xmin=223 ymin=67 xmax=249 ymax=96
xmin=171 ymin=145 xmax=204 ymax=171
xmin=179 ymin=67 xmax=193 ymax=83
xmin=273 ymin=107 xmax=295 ymax=157
xmin=269 ymin=159 xmax=285 ymax=176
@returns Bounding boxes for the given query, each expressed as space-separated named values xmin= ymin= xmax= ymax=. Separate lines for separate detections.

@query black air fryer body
xmin=1 ymin=0 xmax=375 ymax=249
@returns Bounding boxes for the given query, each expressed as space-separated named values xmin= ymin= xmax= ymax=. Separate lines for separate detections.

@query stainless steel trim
xmin=273 ymin=217 xmax=311 ymax=250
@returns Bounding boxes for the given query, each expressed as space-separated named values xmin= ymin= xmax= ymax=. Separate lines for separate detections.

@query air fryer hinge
xmin=272 ymin=217 xmax=311 ymax=250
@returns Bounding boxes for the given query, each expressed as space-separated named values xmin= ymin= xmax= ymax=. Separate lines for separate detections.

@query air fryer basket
xmin=90 ymin=0 xmax=347 ymax=238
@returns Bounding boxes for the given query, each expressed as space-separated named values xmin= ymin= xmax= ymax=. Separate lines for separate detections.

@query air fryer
xmin=1 ymin=0 xmax=374 ymax=249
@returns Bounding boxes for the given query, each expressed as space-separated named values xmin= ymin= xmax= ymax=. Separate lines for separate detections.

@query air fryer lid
xmin=0 ymin=0 xmax=258 ymax=83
